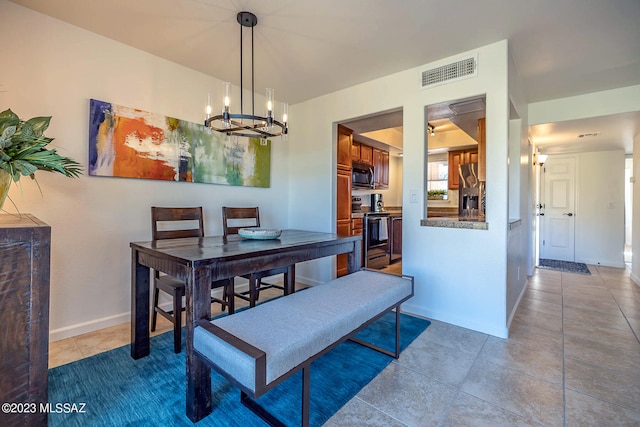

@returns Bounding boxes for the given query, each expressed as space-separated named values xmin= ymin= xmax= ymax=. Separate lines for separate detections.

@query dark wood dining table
xmin=129 ymin=229 xmax=362 ymax=421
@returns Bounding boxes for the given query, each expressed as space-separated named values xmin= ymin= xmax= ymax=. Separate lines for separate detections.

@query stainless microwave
xmin=352 ymin=162 xmax=374 ymax=188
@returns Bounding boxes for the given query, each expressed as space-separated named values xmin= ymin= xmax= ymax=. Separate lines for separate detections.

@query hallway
xmin=326 ymin=265 xmax=640 ymax=425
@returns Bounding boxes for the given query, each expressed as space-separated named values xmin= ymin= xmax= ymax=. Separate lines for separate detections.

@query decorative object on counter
xmin=351 ymin=195 xmax=362 ymax=212
xmin=427 ymin=189 xmax=446 ymax=200
xmin=371 ymin=193 xmax=385 ymax=212
xmin=237 ymin=227 xmax=282 ymax=240
xmin=204 ymin=12 xmax=288 ymax=141
xmin=0 ymin=109 xmax=82 ymax=209
xmin=89 ymin=99 xmax=271 ymax=187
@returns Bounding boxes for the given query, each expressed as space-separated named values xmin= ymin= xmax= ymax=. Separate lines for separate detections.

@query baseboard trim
xmin=49 ymin=312 xmax=131 ymax=342
xmin=50 ymin=275 xmax=318 ymax=342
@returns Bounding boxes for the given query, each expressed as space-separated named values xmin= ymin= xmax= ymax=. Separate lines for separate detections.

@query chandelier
xmin=205 ymin=12 xmax=288 ymax=140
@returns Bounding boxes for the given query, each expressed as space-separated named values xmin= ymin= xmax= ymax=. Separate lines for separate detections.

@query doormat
xmin=538 ymin=258 xmax=591 ymax=275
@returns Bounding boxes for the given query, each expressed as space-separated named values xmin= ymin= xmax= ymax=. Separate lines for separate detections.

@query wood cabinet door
xmin=448 ymin=150 xmax=462 ymax=189
xmin=467 ymin=150 xmax=479 ymax=164
xmin=381 ymin=151 xmax=389 ymax=188
xmin=360 ymin=145 xmax=373 ymax=165
xmin=337 ymin=124 xmax=352 ymax=171
xmin=391 ymin=217 xmax=402 ymax=259
xmin=336 ymin=168 xmax=352 ymax=277
xmin=337 ymin=169 xmax=352 ymax=223
xmin=477 ymin=118 xmax=486 ymax=181
xmin=351 ymin=142 xmax=361 ymax=162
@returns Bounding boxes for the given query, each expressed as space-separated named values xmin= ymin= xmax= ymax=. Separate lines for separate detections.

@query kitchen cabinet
xmin=448 ymin=148 xmax=477 ymax=190
xmin=336 ymin=168 xmax=352 ymax=277
xmin=360 ymin=144 xmax=373 ymax=165
xmin=351 ymin=142 xmax=361 ymax=162
xmin=337 ymin=124 xmax=352 ymax=171
xmin=390 ymin=216 xmax=402 ymax=262
xmin=373 ymin=148 xmax=389 ymax=188
xmin=0 ymin=214 xmax=51 ymax=427
xmin=477 ymin=118 xmax=486 ymax=182
xmin=351 ymin=141 xmax=373 ymax=165
xmin=336 ymin=124 xmax=353 ymax=277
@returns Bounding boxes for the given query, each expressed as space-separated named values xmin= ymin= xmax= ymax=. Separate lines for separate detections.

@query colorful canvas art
xmin=88 ymin=99 xmax=271 ymax=187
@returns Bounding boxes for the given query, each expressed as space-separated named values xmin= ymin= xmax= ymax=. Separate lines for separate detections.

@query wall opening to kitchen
xmin=335 ymin=108 xmax=404 ymax=276
xmin=424 ymin=95 xmax=486 ymax=222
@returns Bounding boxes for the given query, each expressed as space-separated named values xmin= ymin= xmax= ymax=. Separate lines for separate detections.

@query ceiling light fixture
xmin=204 ymin=12 xmax=288 ymax=140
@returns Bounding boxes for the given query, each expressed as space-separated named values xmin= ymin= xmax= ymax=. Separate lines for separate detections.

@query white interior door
xmin=540 ymin=155 xmax=576 ymax=261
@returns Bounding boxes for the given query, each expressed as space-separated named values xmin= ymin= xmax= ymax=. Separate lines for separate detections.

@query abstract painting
xmin=88 ymin=99 xmax=271 ymax=187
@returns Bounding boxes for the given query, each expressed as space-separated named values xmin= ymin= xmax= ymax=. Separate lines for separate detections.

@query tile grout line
xmin=435 ymin=334 xmax=490 ymax=427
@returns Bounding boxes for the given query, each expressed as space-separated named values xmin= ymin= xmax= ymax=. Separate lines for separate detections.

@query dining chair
xmin=150 ymin=206 xmax=230 ymax=353
xmin=222 ymin=206 xmax=289 ymax=307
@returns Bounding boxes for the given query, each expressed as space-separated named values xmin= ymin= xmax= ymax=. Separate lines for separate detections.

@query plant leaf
xmin=24 ymin=116 xmax=51 ymax=138
xmin=13 ymin=159 xmax=38 ymax=176
xmin=0 ymin=125 xmax=16 ymax=148
xmin=0 ymin=109 xmax=18 ymax=120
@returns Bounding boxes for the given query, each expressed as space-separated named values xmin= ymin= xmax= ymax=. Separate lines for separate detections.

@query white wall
xmin=574 ymin=150 xmax=626 ymax=267
xmin=506 ymin=50 xmax=531 ymax=328
xmin=1 ymin=2 xmax=291 ymax=340
xmin=633 ymin=135 xmax=640 ymax=285
xmin=290 ymin=42 xmax=512 ymax=337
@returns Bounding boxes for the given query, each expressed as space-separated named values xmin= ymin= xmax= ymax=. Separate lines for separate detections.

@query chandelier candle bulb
xmin=266 ymin=88 xmax=274 ymax=117
xmin=206 ymin=93 xmax=212 ymax=117
xmin=223 ymin=82 xmax=231 ymax=109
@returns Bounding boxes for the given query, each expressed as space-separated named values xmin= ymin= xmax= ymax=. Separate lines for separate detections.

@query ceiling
xmin=9 ymin=0 xmax=640 ymax=153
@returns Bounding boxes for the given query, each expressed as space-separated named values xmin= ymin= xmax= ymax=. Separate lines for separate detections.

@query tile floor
xmin=49 ymin=266 xmax=640 ymax=426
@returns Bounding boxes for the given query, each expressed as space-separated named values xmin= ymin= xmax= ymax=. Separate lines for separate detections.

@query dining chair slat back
xmin=150 ymin=206 xmax=227 ymax=353
xmin=222 ymin=206 xmax=260 ymax=237
xmin=221 ymin=207 xmax=288 ymax=308
xmin=152 ymin=207 xmax=205 ymax=240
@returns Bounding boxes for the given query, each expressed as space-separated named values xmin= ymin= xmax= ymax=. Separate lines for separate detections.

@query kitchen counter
xmin=421 ymin=217 xmax=488 ymax=230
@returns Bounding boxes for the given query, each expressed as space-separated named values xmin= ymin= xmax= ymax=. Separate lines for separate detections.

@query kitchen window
xmin=427 ymin=156 xmax=448 ymax=200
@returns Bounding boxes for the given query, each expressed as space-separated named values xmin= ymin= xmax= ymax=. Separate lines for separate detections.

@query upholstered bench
xmin=192 ymin=269 xmax=414 ymax=426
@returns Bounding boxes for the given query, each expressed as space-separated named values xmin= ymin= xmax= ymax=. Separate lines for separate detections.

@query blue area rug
xmin=539 ymin=258 xmax=591 ymax=275
xmin=48 ymin=312 xmax=429 ymax=426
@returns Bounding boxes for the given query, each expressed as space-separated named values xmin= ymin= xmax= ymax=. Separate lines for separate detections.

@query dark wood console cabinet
xmin=0 ymin=214 xmax=51 ymax=427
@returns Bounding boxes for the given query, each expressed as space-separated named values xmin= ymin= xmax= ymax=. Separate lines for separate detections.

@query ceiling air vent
xmin=420 ymin=54 xmax=477 ymax=89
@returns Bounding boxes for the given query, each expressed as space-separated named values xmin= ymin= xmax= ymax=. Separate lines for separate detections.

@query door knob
xmin=563 ymin=213 xmax=574 ymax=217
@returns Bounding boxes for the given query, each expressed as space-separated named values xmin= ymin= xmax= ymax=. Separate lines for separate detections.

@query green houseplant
xmin=0 ymin=109 xmax=82 ymax=209
xmin=427 ymin=189 xmax=446 ymax=200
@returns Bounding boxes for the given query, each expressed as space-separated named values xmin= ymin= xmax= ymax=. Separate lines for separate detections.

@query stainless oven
xmin=364 ymin=212 xmax=390 ymax=269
